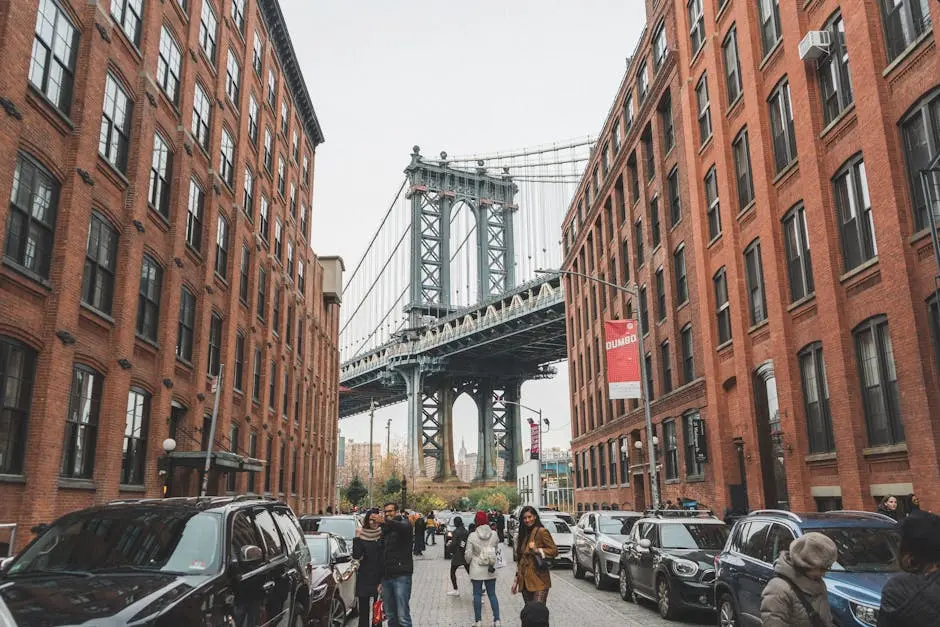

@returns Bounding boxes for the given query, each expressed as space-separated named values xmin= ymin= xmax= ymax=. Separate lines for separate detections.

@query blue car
xmin=714 ymin=510 xmax=900 ymax=627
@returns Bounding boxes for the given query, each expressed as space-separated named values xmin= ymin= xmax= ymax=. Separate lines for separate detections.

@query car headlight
xmin=312 ymin=583 xmax=329 ymax=603
xmin=672 ymin=558 xmax=699 ymax=577
xmin=599 ymin=542 xmax=622 ymax=555
xmin=849 ymin=601 xmax=878 ymax=627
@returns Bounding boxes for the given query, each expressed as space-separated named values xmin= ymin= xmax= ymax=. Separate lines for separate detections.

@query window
xmin=227 ymin=423 xmax=240 ymax=490
xmin=99 ymin=74 xmax=132 ymax=173
xmin=225 ymin=50 xmax=241 ymax=105
xmin=297 ymin=259 xmax=305 ymax=293
xmin=655 ymin=267 xmax=666 ymax=321
xmin=264 ymin=436 xmax=273 ymax=491
xmin=744 ymin=240 xmax=768 ymax=325
xmin=880 ymin=0 xmax=932 ymax=62
xmin=664 ymin=420 xmax=678 ymax=479
xmin=220 ymin=129 xmax=235 ymax=186
xmin=289 ymin=184 xmax=297 ymax=218
xmin=0 ymin=337 xmax=35 ymax=474
xmin=268 ymin=360 xmax=277 ymax=410
xmin=637 ymin=61 xmax=649 ymax=103
xmin=111 ymin=0 xmax=143 ymax=46
xmin=248 ymin=95 xmax=259 ymax=144
xmin=300 ymin=203 xmax=308 ymax=240
xmin=931 ymin=297 xmax=940 ymax=373
xmin=29 ymin=0 xmax=79 ymax=115
xmin=688 ymin=0 xmax=705 ymax=55
xmin=696 ymin=74 xmax=712 ymax=144
xmin=280 ymin=101 xmax=289 ymax=135
xmin=243 ymin=166 xmax=255 ymax=219
xmin=612 ymin=121 xmax=621 ymax=154
xmin=146 ymin=133 xmax=174 ymax=219
xmin=619 ymin=436 xmax=629 ymax=484
xmin=302 ymin=154 xmax=310 ymax=186
xmin=285 ymin=304 xmax=294 ymax=349
xmin=192 ymin=83 xmax=211 ymax=150
xmin=634 ymin=219 xmax=644 ymax=267
xmin=256 ymin=266 xmax=267 ymax=320
xmin=5 ymin=155 xmax=58 ymax=279
xmin=900 ymin=90 xmax=940 ymax=231
xmin=653 ymin=21 xmax=668 ymax=71
xmin=136 ymin=255 xmax=163 ymax=342
xmin=176 ymin=287 xmax=195 ymax=362
xmin=292 ymin=132 xmax=299 ymax=162
xmin=661 ymin=341 xmax=673 ymax=394
xmin=253 ymin=349 xmax=262 ymax=401
xmin=199 ymin=0 xmax=218 ymax=62
xmin=286 ymin=241 xmax=294 ymax=278
xmin=833 ymin=156 xmax=876 ymax=271
xmin=231 ymin=0 xmax=246 ymax=32
xmin=263 ymin=128 xmax=273 ymax=171
xmin=650 ymin=198 xmax=661 ymax=248
xmin=783 ymin=204 xmax=814 ymax=302
xmin=208 ymin=313 xmax=222 ymax=377
xmin=267 ymin=69 xmax=277 ymax=107
xmin=731 ymin=128 xmax=754 ymax=209
xmin=659 ymin=96 xmax=675 ymax=153
xmin=714 ymin=268 xmax=731 ymax=344
xmin=607 ymin=441 xmax=617 ymax=485
xmin=82 ymin=213 xmax=118 ymax=314
xmin=683 ymin=410 xmax=705 ymax=477
xmin=121 ymin=387 xmax=149 ymax=485
xmin=819 ymin=13 xmax=853 ymax=125
xmin=854 ymin=316 xmax=904 ymax=446
xmin=768 ymin=79 xmax=797 ymax=173
xmin=272 ymin=286 xmax=281 ymax=335
xmin=61 ymin=365 xmax=102 ymax=478
xmin=642 ymin=127 xmax=655 ymax=181
xmin=628 ymin=154 xmax=640 ymax=203
xmin=681 ymin=324 xmax=694 ymax=383
xmin=185 ymin=178 xmax=205 ymax=251
xmin=639 ymin=285 xmax=649 ymax=335
xmin=239 ymin=244 xmax=250 ymax=303
xmin=278 ymin=441 xmax=286 ymax=492
xmin=259 ymin=195 xmax=270 ymax=240
xmin=674 ymin=245 xmax=688 ymax=305
xmin=625 ymin=95 xmax=634 ymax=130
xmin=297 ymin=321 xmax=304 ymax=359
xmin=758 ymin=0 xmax=782 ymax=56
xmin=668 ymin=167 xmax=681 ymax=226
xmin=599 ymin=442 xmax=607 ymax=486
xmin=705 ymin=166 xmax=721 ymax=240
xmin=644 ymin=353 xmax=654 ymax=400
xmin=274 ymin=219 xmax=283 ymax=260
xmin=799 ymin=343 xmax=835 ymax=453
xmin=215 ymin=213 xmax=230 ymax=279
xmin=247 ymin=432 xmax=257 ymax=491
xmin=282 ymin=371 xmax=289 ymax=416
xmin=277 ymin=156 xmax=286 ymax=195
xmin=157 ymin=27 xmax=182 ymax=103
xmin=723 ymin=26 xmax=742 ymax=103
xmin=253 ymin=32 xmax=263 ymax=75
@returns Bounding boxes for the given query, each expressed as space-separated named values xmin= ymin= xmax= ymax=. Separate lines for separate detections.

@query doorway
xmin=753 ymin=362 xmax=789 ymax=509
xmin=633 ymin=473 xmax=646 ymax=511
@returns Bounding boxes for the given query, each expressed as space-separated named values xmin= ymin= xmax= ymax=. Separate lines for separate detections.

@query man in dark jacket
xmin=446 ymin=516 xmax=470 ymax=596
xmin=878 ymin=511 xmax=940 ymax=627
xmin=380 ymin=501 xmax=414 ymax=627
xmin=495 ymin=510 xmax=506 ymax=544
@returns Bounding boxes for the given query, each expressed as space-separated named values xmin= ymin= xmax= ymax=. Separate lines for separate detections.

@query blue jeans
xmin=381 ymin=574 xmax=413 ymax=627
xmin=471 ymin=578 xmax=500 ymax=622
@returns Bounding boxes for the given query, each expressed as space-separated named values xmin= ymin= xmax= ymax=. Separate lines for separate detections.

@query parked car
xmin=618 ymin=509 xmax=728 ymax=619
xmin=571 ymin=510 xmax=643 ymax=589
xmin=299 ymin=514 xmax=361 ymax=541
xmin=714 ymin=509 xmax=900 ymax=627
xmin=304 ymin=532 xmax=358 ymax=627
xmin=443 ymin=512 xmax=476 ymax=559
xmin=0 ymin=496 xmax=313 ymax=626
xmin=540 ymin=516 xmax=574 ymax=567
xmin=433 ymin=509 xmax=453 ymax=533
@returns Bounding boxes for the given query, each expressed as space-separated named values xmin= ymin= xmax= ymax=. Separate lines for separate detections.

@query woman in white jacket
xmin=465 ymin=511 xmax=502 ymax=627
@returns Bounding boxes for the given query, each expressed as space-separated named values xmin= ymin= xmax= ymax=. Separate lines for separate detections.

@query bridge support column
xmin=432 ymin=383 xmax=457 ymax=480
xmin=501 ymin=381 xmax=525 ymax=482
xmin=475 ymin=381 xmax=497 ymax=481
xmin=400 ymin=366 xmax=423 ymax=482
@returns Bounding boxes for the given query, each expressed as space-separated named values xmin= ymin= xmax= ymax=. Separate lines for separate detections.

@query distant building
xmin=336 ymin=440 xmax=381 ymax=486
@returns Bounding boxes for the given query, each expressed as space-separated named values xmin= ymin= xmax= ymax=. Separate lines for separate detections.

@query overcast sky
xmin=280 ymin=0 xmax=646 ymax=456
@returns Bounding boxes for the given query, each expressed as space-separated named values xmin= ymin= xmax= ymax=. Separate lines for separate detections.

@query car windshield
xmin=817 ymin=527 xmax=901 ymax=573
xmin=544 ymin=520 xmax=571 ymax=534
xmin=6 ymin=509 xmax=221 ymax=576
xmin=660 ymin=523 xmax=729 ymax=550
xmin=305 ymin=537 xmax=330 ymax=565
xmin=599 ymin=516 xmax=636 ymax=534
xmin=315 ymin=518 xmax=356 ymax=540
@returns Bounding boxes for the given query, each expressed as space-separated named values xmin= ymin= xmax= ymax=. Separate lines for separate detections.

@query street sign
xmin=604 ymin=319 xmax=641 ymax=399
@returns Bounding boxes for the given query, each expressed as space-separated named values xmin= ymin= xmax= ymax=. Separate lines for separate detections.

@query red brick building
xmin=563 ymin=0 xmax=940 ymax=516
xmin=0 ymin=0 xmax=341 ymax=552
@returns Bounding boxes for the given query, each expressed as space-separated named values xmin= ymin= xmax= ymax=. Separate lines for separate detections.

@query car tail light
xmin=306 ymin=562 xmax=313 ymax=575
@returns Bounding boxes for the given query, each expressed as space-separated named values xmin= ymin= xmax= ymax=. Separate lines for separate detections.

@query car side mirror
xmin=0 ymin=557 xmax=12 ymax=572
xmin=333 ymin=553 xmax=352 ymax=565
xmin=583 ymin=528 xmax=596 ymax=536
xmin=637 ymin=538 xmax=651 ymax=552
xmin=238 ymin=545 xmax=265 ymax=568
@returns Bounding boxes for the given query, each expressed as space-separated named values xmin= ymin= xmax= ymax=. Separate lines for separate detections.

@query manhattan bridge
xmin=339 ymin=140 xmax=594 ymax=483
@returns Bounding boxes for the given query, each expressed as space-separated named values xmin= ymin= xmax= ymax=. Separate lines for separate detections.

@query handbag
xmin=532 ymin=528 xmax=551 ymax=572
xmin=371 ymin=597 xmax=386 ymax=627
xmin=776 ymin=573 xmax=830 ymax=627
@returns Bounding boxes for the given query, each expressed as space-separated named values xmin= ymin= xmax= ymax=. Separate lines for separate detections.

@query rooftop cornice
xmin=259 ymin=0 xmax=325 ymax=147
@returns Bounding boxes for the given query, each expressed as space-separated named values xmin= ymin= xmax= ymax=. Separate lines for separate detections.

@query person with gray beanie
xmin=760 ymin=532 xmax=837 ymax=627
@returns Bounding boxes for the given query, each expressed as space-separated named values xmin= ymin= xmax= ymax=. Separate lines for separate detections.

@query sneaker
xmin=446 ymin=589 xmax=459 ymax=597
xmin=472 ymin=623 xmax=481 ymax=627
xmin=493 ymin=621 xmax=502 ymax=627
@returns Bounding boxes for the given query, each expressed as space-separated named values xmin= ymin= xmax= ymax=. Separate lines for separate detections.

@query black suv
xmin=0 ymin=496 xmax=313 ymax=626
xmin=618 ymin=509 xmax=729 ymax=620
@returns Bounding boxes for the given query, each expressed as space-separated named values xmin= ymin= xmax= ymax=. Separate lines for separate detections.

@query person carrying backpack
xmin=465 ymin=510 xmax=501 ymax=627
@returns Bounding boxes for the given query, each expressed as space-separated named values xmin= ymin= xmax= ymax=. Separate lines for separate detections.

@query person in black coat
xmin=877 ymin=510 xmax=940 ymax=627
xmin=413 ymin=515 xmax=426 ymax=556
xmin=380 ymin=502 xmax=414 ymax=627
xmin=495 ymin=510 xmax=506 ymax=544
xmin=352 ymin=509 xmax=384 ymax=627
xmin=445 ymin=516 xmax=470 ymax=596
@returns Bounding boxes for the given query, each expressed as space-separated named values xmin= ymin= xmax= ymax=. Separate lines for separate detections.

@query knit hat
xmin=789 ymin=532 xmax=838 ymax=571
xmin=900 ymin=510 xmax=940 ymax=566
xmin=520 ymin=600 xmax=549 ymax=627
xmin=474 ymin=510 xmax=488 ymax=528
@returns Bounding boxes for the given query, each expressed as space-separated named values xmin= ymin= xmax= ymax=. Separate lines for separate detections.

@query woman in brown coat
xmin=511 ymin=506 xmax=558 ymax=604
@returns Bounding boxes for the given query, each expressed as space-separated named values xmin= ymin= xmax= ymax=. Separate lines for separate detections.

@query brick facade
xmin=563 ymin=0 xmax=940 ymax=516
xmin=0 ymin=0 xmax=340 ymax=551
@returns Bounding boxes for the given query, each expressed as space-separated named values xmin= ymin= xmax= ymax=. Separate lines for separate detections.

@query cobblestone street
xmin=385 ymin=540 xmax=712 ymax=627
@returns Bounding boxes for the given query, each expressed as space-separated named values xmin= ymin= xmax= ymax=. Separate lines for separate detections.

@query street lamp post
xmin=537 ymin=268 xmax=661 ymax=508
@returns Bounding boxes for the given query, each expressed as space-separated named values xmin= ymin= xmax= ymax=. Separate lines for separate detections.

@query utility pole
xmin=386 ymin=418 xmax=391 ymax=460
xmin=368 ymin=398 xmax=377 ymax=508
xmin=200 ymin=364 xmax=224 ymax=498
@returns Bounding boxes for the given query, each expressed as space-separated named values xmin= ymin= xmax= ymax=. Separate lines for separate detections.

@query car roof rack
xmin=643 ymin=508 xmax=717 ymax=519
xmin=829 ymin=510 xmax=897 ymax=522
xmin=749 ymin=509 xmax=803 ymax=523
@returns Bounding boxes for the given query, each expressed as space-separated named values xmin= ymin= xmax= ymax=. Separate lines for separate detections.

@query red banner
xmin=604 ymin=319 xmax=641 ymax=399
xmin=530 ymin=421 xmax=541 ymax=460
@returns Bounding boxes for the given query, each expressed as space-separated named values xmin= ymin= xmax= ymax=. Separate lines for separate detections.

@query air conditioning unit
xmin=799 ymin=30 xmax=831 ymax=61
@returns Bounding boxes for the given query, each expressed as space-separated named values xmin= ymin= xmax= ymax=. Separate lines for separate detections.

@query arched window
xmin=4 ymin=154 xmax=59 ymax=279
xmin=899 ymin=88 xmax=940 ymax=231
xmin=0 ymin=337 xmax=37 ymax=474
xmin=853 ymin=316 xmax=904 ymax=446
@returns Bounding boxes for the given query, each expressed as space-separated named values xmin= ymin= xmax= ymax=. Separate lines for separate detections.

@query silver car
xmin=540 ymin=517 xmax=574 ymax=566
xmin=571 ymin=511 xmax=642 ymax=589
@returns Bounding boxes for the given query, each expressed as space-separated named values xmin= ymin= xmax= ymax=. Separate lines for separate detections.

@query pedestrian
xmin=446 ymin=515 xmax=470 ymax=597
xmin=909 ymin=494 xmax=923 ymax=514
xmin=465 ymin=511 xmax=502 ymax=627
xmin=380 ymin=501 xmax=414 ymax=627
xmin=878 ymin=495 xmax=901 ymax=521
xmin=413 ymin=514 xmax=426 ymax=557
xmin=495 ymin=508 xmax=506 ymax=544
xmin=352 ymin=508 xmax=384 ymax=627
xmin=877 ymin=510 xmax=940 ymax=626
xmin=520 ymin=600 xmax=549 ymax=627
xmin=425 ymin=512 xmax=437 ymax=546
xmin=511 ymin=506 xmax=558 ymax=604
xmin=759 ymin=532 xmax=837 ymax=627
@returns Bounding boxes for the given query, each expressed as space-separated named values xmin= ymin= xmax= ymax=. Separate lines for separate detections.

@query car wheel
xmin=329 ymin=595 xmax=346 ymax=627
xmin=657 ymin=575 xmax=679 ymax=620
xmin=717 ymin=592 xmax=739 ymax=627
xmin=572 ymin=550 xmax=584 ymax=579
xmin=618 ymin=568 xmax=634 ymax=602
xmin=593 ymin=556 xmax=607 ymax=590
